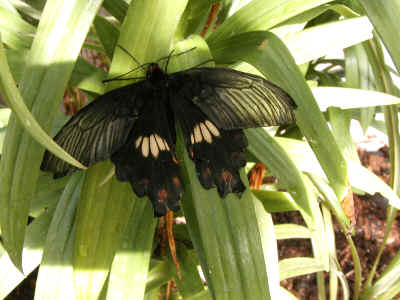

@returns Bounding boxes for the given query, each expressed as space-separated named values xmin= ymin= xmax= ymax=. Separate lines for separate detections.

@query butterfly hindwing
xmin=169 ymin=67 xmax=296 ymax=130
xmin=171 ymin=95 xmax=247 ymax=197
xmin=111 ymin=96 xmax=184 ymax=217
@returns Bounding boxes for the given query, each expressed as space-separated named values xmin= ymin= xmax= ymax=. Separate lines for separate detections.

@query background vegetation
xmin=0 ymin=0 xmax=399 ymax=299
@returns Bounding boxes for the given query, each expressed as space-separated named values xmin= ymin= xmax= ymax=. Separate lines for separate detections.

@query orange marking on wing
xmin=158 ymin=189 xmax=169 ymax=203
xmin=172 ymin=176 xmax=181 ymax=187
xmin=221 ymin=170 xmax=233 ymax=182
xmin=202 ymin=167 xmax=211 ymax=178
xmin=138 ymin=178 xmax=150 ymax=185
xmin=231 ymin=152 xmax=239 ymax=159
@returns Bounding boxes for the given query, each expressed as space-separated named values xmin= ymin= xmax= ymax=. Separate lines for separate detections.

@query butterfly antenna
xmin=192 ymin=58 xmax=215 ymax=68
xmin=164 ymin=49 xmax=175 ymax=72
xmin=173 ymin=47 xmax=197 ymax=57
xmin=102 ymin=64 xmax=149 ymax=83
xmin=102 ymin=75 xmax=146 ymax=83
xmin=158 ymin=47 xmax=198 ymax=71
xmin=103 ymin=45 xmax=150 ymax=83
xmin=117 ymin=45 xmax=146 ymax=72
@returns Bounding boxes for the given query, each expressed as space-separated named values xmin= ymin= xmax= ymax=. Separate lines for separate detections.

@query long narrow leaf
xmin=0 ymin=0 xmax=102 ymax=269
xmin=207 ymin=0 xmax=335 ymax=45
xmin=34 ymin=173 xmax=83 ymax=300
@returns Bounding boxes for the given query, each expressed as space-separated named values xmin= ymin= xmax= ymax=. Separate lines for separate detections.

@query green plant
xmin=0 ymin=0 xmax=399 ymax=299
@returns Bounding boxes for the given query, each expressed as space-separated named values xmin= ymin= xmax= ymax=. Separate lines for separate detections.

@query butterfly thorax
xmin=146 ymin=63 xmax=168 ymax=84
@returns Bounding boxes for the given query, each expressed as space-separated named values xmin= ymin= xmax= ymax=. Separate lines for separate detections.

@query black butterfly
xmin=41 ymin=63 xmax=297 ymax=217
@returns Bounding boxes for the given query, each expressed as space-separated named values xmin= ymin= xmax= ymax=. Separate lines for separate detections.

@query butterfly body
xmin=41 ymin=63 xmax=296 ymax=216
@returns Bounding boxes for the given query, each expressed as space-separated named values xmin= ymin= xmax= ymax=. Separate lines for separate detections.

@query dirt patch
xmin=276 ymin=146 xmax=400 ymax=299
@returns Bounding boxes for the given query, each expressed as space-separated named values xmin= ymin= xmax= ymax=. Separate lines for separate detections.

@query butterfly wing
xmin=171 ymin=67 xmax=296 ymax=130
xmin=41 ymin=83 xmax=146 ymax=177
xmin=111 ymin=94 xmax=184 ymax=217
xmin=171 ymin=94 xmax=247 ymax=197
xmin=168 ymin=67 xmax=296 ymax=198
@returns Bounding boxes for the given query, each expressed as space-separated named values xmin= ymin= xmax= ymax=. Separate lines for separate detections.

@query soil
xmin=276 ymin=145 xmax=400 ymax=299
xmin=5 ymin=146 xmax=400 ymax=300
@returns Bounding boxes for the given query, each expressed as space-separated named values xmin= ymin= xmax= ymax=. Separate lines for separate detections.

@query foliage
xmin=0 ymin=0 xmax=399 ymax=299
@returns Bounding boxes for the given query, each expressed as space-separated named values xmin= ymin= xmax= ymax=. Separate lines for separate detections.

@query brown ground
xmin=276 ymin=146 xmax=400 ymax=299
xmin=6 ymin=147 xmax=400 ymax=299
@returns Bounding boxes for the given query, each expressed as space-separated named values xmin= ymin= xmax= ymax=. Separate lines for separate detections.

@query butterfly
xmin=41 ymin=62 xmax=297 ymax=217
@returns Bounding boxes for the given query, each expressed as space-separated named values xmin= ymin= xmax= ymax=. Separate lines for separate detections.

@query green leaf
xmin=5 ymin=0 xmax=41 ymax=20
xmin=175 ymin=0 xmax=214 ymax=39
xmin=73 ymin=1 xmax=188 ymax=299
xmin=70 ymin=57 xmax=107 ymax=95
xmin=0 ymin=108 xmax=11 ymax=154
xmin=0 ymin=209 xmax=54 ymax=299
xmin=145 ymin=260 xmax=175 ymax=294
xmin=0 ymin=0 xmax=101 ymax=269
xmin=246 ymin=128 xmax=312 ymax=219
xmin=105 ymin=199 xmax=157 ymax=300
xmin=246 ymin=129 xmax=329 ymax=270
xmin=275 ymin=136 xmax=400 ymax=210
xmin=174 ymin=246 xmax=210 ymax=299
xmin=344 ymin=43 xmax=376 ymax=132
xmin=274 ymin=224 xmax=312 ymax=240
xmin=307 ymin=173 xmax=350 ymax=231
xmin=30 ymin=174 xmax=70 ymax=217
xmin=34 ymin=173 xmax=83 ymax=300
xmin=0 ymin=42 xmax=86 ymax=170
xmin=251 ymin=202 xmax=281 ymax=299
xmin=0 ymin=6 xmax=35 ymax=49
xmin=210 ymin=30 xmax=348 ymax=208
xmin=73 ymin=162 xmax=135 ymax=300
xmin=207 ymin=0 xmax=335 ymax=45
xmin=279 ymin=257 xmax=325 ymax=281
xmin=93 ymin=15 xmax=119 ymax=59
xmin=102 ymin=0 xmax=129 ymax=23
xmin=173 ymin=36 xmax=271 ymax=300
xmin=359 ymin=0 xmax=400 ymax=72
xmin=362 ymin=251 xmax=400 ymax=299
xmin=5 ymin=49 xmax=28 ymax=82
xmin=312 ymin=87 xmax=400 ymax=111
xmin=284 ymin=16 xmax=373 ymax=64
xmin=348 ymin=162 xmax=400 ymax=210
xmin=252 ymin=190 xmax=298 ymax=213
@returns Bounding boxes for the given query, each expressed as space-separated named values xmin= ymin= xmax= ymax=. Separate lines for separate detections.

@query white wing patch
xmin=135 ymin=134 xmax=170 ymax=158
xmin=205 ymin=120 xmax=220 ymax=137
xmin=190 ymin=120 xmax=220 ymax=144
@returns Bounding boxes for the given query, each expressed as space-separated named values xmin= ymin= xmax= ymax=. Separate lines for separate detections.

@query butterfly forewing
xmin=40 ymin=83 xmax=147 ymax=177
xmin=170 ymin=67 xmax=296 ymax=130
